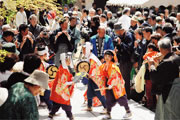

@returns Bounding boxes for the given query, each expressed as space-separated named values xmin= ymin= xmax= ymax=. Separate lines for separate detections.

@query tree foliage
xmin=0 ymin=0 xmax=64 ymax=23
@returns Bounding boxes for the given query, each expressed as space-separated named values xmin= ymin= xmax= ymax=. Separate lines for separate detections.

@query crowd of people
xmin=0 ymin=2 xmax=180 ymax=120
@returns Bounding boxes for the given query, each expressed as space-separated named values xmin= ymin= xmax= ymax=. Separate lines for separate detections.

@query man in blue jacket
xmin=90 ymin=25 xmax=114 ymax=59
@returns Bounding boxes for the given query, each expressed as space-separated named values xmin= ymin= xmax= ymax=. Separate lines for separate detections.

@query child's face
xmin=148 ymin=48 xmax=153 ymax=52
xmin=82 ymin=47 xmax=86 ymax=55
xmin=104 ymin=54 xmax=113 ymax=63
xmin=65 ymin=57 xmax=70 ymax=66
xmin=100 ymin=58 xmax=104 ymax=63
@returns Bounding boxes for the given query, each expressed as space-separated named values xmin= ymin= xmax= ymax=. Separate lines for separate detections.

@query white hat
xmin=83 ymin=42 xmax=93 ymax=58
xmin=37 ymin=45 xmax=48 ymax=56
xmin=60 ymin=52 xmax=74 ymax=70
xmin=24 ymin=70 xmax=49 ymax=89
xmin=0 ymin=87 xmax=8 ymax=107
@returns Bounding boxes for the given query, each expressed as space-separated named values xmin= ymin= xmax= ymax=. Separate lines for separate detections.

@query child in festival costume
xmin=82 ymin=42 xmax=107 ymax=113
xmin=37 ymin=45 xmax=52 ymax=111
xmin=49 ymin=53 xmax=74 ymax=120
xmin=98 ymin=50 xmax=132 ymax=119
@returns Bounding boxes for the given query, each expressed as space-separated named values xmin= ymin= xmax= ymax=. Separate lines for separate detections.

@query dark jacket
xmin=17 ymin=34 xmax=35 ymax=60
xmin=50 ymin=28 xmax=73 ymax=53
xmin=149 ymin=53 xmax=180 ymax=103
xmin=68 ymin=26 xmax=81 ymax=51
xmin=116 ymin=31 xmax=135 ymax=63
xmin=28 ymin=24 xmax=44 ymax=38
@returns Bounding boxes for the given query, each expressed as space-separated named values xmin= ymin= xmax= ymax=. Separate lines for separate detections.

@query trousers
xmin=87 ymin=79 xmax=106 ymax=108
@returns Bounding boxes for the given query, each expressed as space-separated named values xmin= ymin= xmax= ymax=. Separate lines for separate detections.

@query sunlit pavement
xmin=39 ymin=83 xmax=155 ymax=120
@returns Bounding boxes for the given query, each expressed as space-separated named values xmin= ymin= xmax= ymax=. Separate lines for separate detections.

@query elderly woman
xmin=0 ymin=70 xmax=49 ymax=120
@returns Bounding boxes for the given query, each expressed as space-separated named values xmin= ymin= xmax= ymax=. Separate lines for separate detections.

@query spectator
xmin=148 ymin=14 xmax=157 ymax=31
xmin=142 ymin=27 xmax=153 ymax=50
xmin=90 ymin=16 xmax=100 ymax=37
xmin=50 ymin=18 xmax=73 ymax=67
xmin=17 ymin=24 xmax=35 ymax=60
xmin=97 ymin=8 xmax=103 ymax=15
xmin=16 ymin=7 xmax=27 ymax=27
xmin=114 ymin=23 xmax=134 ymax=99
xmin=0 ymin=30 xmax=15 ymax=45
xmin=148 ymin=38 xmax=180 ymax=119
xmin=118 ymin=7 xmax=131 ymax=31
xmin=151 ymin=33 xmax=162 ymax=49
xmin=90 ymin=25 xmax=114 ymax=58
xmin=133 ymin=28 xmax=146 ymax=69
xmin=28 ymin=14 xmax=44 ymax=38
xmin=172 ymin=36 xmax=180 ymax=55
xmin=155 ymin=25 xmax=163 ymax=36
xmin=0 ymin=70 xmax=49 ymax=120
xmin=107 ymin=11 xmax=113 ymax=21
xmin=63 ymin=5 xmax=69 ymax=14
xmin=89 ymin=8 xmax=96 ymax=19
xmin=156 ymin=16 xmax=163 ymax=25
xmin=80 ymin=8 xmax=90 ymax=25
xmin=100 ymin=14 xmax=107 ymax=28
xmin=5 ymin=54 xmax=41 ymax=89
xmin=162 ymin=23 xmax=174 ymax=41
xmin=129 ymin=16 xmax=138 ymax=31
xmin=68 ymin=16 xmax=81 ymax=52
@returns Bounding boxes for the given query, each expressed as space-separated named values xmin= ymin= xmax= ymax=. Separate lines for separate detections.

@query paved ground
xmin=39 ymin=83 xmax=155 ymax=120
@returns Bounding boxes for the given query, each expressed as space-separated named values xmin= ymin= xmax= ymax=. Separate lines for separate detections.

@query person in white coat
xmin=16 ymin=7 xmax=27 ymax=27
xmin=118 ymin=7 xmax=131 ymax=31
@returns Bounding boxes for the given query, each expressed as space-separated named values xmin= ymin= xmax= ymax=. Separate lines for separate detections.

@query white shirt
xmin=118 ymin=15 xmax=131 ymax=31
xmin=16 ymin=11 xmax=27 ymax=27
xmin=85 ymin=0 xmax=94 ymax=10
xmin=100 ymin=21 xmax=107 ymax=28
xmin=51 ymin=20 xmax=60 ymax=32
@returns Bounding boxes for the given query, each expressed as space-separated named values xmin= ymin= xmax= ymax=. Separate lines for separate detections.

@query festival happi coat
xmin=82 ymin=42 xmax=105 ymax=106
xmin=98 ymin=62 xmax=126 ymax=99
xmin=84 ymin=58 xmax=104 ymax=107
xmin=50 ymin=65 xmax=74 ymax=105
xmin=143 ymin=51 xmax=158 ymax=60
xmin=89 ymin=59 xmax=106 ymax=91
